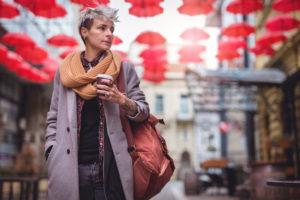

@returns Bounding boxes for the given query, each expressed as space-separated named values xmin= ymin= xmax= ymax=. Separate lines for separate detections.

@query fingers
xmin=99 ymin=79 xmax=113 ymax=87
xmin=97 ymin=89 xmax=110 ymax=98
xmin=96 ymin=83 xmax=122 ymax=103
xmin=97 ymin=83 xmax=111 ymax=91
xmin=96 ymin=83 xmax=116 ymax=99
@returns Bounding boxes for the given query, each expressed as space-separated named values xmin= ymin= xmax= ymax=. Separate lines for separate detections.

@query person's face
xmin=81 ymin=18 xmax=115 ymax=51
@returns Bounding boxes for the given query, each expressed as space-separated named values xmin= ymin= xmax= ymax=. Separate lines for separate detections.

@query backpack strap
xmin=117 ymin=63 xmax=136 ymax=153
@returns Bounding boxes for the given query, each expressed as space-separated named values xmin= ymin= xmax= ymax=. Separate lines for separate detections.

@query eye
xmin=110 ymin=27 xmax=115 ymax=33
xmin=99 ymin=26 xmax=105 ymax=30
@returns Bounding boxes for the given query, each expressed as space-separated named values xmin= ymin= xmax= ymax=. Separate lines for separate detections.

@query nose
xmin=106 ymin=29 xmax=113 ymax=37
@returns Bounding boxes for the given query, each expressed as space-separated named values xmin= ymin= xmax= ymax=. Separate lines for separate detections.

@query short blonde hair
xmin=78 ymin=5 xmax=119 ymax=43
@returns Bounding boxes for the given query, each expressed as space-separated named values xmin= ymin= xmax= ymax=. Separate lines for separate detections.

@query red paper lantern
xmin=31 ymin=4 xmax=67 ymax=18
xmin=47 ymin=34 xmax=78 ymax=47
xmin=179 ymin=56 xmax=203 ymax=63
xmin=3 ymin=51 xmax=24 ymax=72
xmin=0 ymin=43 xmax=8 ymax=61
xmin=39 ymin=73 xmax=52 ymax=83
xmin=178 ymin=45 xmax=205 ymax=63
xmin=129 ymin=5 xmax=163 ymax=17
xmin=139 ymin=45 xmax=167 ymax=83
xmin=125 ymin=0 xmax=163 ymax=6
xmin=59 ymin=49 xmax=79 ymax=59
xmin=1 ymin=32 xmax=35 ymax=47
xmin=14 ymin=0 xmax=67 ymax=18
xmin=143 ymin=64 xmax=166 ymax=73
xmin=142 ymin=70 xmax=165 ymax=83
xmin=265 ymin=15 xmax=300 ymax=32
xmin=16 ymin=61 xmax=33 ymax=79
xmin=14 ymin=0 xmax=55 ymax=10
xmin=256 ymin=32 xmax=287 ymax=46
xmin=249 ymin=45 xmax=275 ymax=56
xmin=178 ymin=0 xmax=215 ymax=16
xmin=180 ymin=28 xmax=210 ymax=42
xmin=112 ymin=36 xmax=123 ymax=45
xmin=179 ymin=45 xmax=206 ymax=54
xmin=139 ymin=46 xmax=167 ymax=59
xmin=139 ymin=46 xmax=167 ymax=67
xmin=135 ymin=31 xmax=166 ymax=45
xmin=71 ymin=0 xmax=110 ymax=7
xmin=16 ymin=45 xmax=48 ymax=65
xmin=221 ymin=22 xmax=255 ymax=37
xmin=0 ymin=1 xmax=20 ymax=19
xmin=140 ymin=47 xmax=168 ymax=68
xmin=216 ymin=51 xmax=241 ymax=61
xmin=273 ymin=0 xmax=300 ymax=13
xmin=178 ymin=45 xmax=206 ymax=57
xmin=143 ymin=57 xmax=167 ymax=68
xmin=218 ymin=38 xmax=247 ymax=51
xmin=27 ymin=67 xmax=51 ymax=83
xmin=41 ymin=57 xmax=59 ymax=78
xmin=226 ymin=0 xmax=263 ymax=15
xmin=126 ymin=0 xmax=164 ymax=17
xmin=112 ymin=50 xmax=129 ymax=62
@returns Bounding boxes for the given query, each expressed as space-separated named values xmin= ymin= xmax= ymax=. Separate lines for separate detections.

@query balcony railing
xmin=177 ymin=112 xmax=193 ymax=121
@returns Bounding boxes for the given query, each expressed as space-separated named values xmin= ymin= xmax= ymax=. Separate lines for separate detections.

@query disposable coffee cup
xmin=96 ymin=74 xmax=113 ymax=86
xmin=97 ymin=74 xmax=113 ymax=96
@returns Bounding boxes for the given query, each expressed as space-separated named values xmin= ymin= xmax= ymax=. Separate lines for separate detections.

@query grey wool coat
xmin=45 ymin=61 xmax=149 ymax=200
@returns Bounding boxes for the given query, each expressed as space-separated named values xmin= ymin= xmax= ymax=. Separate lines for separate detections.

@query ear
xmin=81 ymin=26 xmax=88 ymax=39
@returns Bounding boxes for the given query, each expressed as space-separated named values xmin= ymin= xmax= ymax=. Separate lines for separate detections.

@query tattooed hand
xmin=97 ymin=79 xmax=138 ymax=116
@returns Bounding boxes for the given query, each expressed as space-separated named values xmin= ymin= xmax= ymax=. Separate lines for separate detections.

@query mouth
xmin=102 ymin=41 xmax=112 ymax=45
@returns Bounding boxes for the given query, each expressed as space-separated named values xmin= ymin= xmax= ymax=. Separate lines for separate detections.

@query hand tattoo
xmin=120 ymin=96 xmax=138 ymax=116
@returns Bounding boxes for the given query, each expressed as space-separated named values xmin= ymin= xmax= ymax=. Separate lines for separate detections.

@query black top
xmin=77 ymin=51 xmax=104 ymax=164
xmin=78 ymin=98 xmax=100 ymax=164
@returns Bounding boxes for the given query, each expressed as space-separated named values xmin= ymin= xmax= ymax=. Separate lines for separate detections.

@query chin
xmin=100 ymin=46 xmax=111 ymax=51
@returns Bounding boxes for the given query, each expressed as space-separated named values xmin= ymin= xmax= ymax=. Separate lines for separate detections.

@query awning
xmin=187 ymin=66 xmax=286 ymax=85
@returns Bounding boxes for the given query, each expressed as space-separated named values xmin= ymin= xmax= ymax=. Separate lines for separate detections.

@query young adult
xmin=45 ymin=6 xmax=149 ymax=200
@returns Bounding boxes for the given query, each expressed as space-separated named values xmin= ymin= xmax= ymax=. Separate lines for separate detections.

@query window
xmin=183 ymin=128 xmax=188 ymax=141
xmin=155 ymin=95 xmax=164 ymax=114
xmin=180 ymin=95 xmax=189 ymax=114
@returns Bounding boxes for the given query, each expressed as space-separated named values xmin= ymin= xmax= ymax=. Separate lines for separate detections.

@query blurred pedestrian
xmin=45 ymin=5 xmax=149 ymax=200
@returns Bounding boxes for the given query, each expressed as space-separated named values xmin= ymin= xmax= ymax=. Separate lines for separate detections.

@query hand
xmin=96 ymin=79 xmax=126 ymax=105
xmin=96 ymin=79 xmax=138 ymax=116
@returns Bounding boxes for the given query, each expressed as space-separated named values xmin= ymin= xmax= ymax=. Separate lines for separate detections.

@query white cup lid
xmin=96 ymin=74 xmax=113 ymax=80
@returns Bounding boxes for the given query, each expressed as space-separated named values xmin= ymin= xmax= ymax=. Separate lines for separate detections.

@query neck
xmin=84 ymin=47 xmax=105 ymax=62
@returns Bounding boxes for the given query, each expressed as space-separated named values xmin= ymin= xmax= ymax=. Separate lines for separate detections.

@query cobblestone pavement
xmin=152 ymin=181 xmax=239 ymax=200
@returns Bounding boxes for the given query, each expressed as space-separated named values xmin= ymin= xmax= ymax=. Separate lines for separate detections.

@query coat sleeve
xmin=123 ymin=62 xmax=149 ymax=122
xmin=45 ymin=69 xmax=60 ymax=153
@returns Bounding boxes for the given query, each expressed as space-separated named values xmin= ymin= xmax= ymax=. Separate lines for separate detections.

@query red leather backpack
xmin=117 ymin=64 xmax=175 ymax=200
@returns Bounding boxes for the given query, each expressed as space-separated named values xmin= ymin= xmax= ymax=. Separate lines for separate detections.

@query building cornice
xmin=264 ymin=30 xmax=300 ymax=69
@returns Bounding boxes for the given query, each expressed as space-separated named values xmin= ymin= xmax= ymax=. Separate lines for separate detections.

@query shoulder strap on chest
xmin=117 ymin=62 xmax=125 ymax=93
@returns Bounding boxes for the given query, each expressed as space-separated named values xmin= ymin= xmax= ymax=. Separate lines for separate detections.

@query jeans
xmin=78 ymin=162 xmax=106 ymax=200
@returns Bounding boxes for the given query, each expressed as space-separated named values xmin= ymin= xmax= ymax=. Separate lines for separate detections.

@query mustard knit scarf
xmin=59 ymin=50 xmax=121 ymax=100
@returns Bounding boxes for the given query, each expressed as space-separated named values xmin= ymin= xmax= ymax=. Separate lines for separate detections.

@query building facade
xmin=254 ymin=0 xmax=300 ymax=178
xmin=0 ymin=0 xmax=79 ymax=176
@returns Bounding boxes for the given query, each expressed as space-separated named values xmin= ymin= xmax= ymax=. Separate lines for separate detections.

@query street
xmin=152 ymin=181 xmax=238 ymax=200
